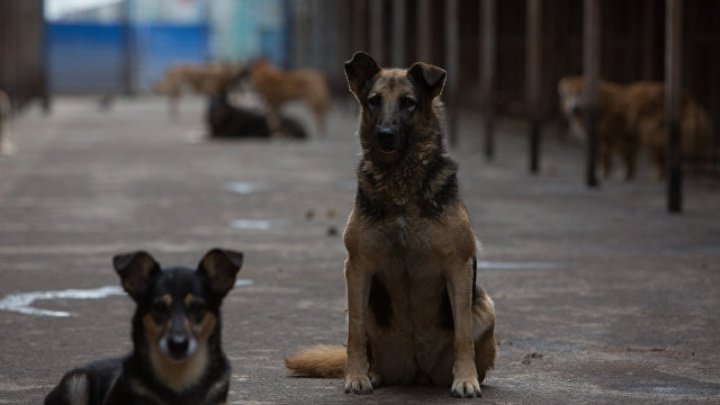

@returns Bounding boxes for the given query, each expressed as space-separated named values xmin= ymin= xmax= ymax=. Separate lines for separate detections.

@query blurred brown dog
xmin=558 ymin=77 xmax=714 ymax=180
xmin=248 ymin=58 xmax=331 ymax=137
xmin=558 ymin=77 xmax=638 ymax=179
xmin=623 ymin=82 xmax=714 ymax=179
xmin=154 ymin=62 xmax=242 ymax=118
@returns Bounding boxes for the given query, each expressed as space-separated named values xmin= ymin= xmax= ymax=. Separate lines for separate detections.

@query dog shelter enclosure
xmin=286 ymin=0 xmax=720 ymax=212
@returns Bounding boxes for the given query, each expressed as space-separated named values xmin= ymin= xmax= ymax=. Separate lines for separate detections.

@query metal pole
xmin=391 ymin=0 xmax=405 ymax=67
xmin=369 ymin=0 xmax=384 ymax=64
xmin=352 ymin=0 xmax=367 ymax=53
xmin=481 ymin=0 xmax=497 ymax=160
xmin=642 ymin=0 xmax=657 ymax=80
xmin=123 ymin=0 xmax=135 ymax=95
xmin=666 ymin=0 xmax=683 ymax=213
xmin=526 ymin=0 xmax=542 ymax=173
xmin=583 ymin=0 xmax=600 ymax=187
xmin=416 ymin=0 xmax=431 ymax=62
xmin=445 ymin=0 xmax=459 ymax=147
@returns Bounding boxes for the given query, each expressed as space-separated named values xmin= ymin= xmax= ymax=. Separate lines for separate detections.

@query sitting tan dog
xmin=285 ymin=52 xmax=496 ymax=398
xmin=154 ymin=62 xmax=242 ymax=118
xmin=247 ymin=58 xmax=331 ymax=137
xmin=558 ymin=77 xmax=714 ymax=180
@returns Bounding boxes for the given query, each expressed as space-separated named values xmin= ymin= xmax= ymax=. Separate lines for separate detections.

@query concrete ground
xmin=0 ymin=96 xmax=718 ymax=404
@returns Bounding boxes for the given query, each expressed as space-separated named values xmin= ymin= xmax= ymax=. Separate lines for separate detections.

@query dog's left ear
xmin=199 ymin=248 xmax=244 ymax=296
xmin=407 ymin=62 xmax=446 ymax=99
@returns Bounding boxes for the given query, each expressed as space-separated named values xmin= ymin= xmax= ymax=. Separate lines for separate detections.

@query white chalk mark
xmin=0 ymin=279 xmax=255 ymax=317
xmin=234 ymin=279 xmax=254 ymax=287
xmin=0 ymin=286 xmax=123 ymax=317
xmin=225 ymin=182 xmax=267 ymax=195
xmin=229 ymin=219 xmax=273 ymax=231
xmin=477 ymin=261 xmax=562 ymax=270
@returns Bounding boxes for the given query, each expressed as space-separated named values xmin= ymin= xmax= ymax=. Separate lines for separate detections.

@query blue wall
xmin=134 ymin=23 xmax=209 ymax=91
xmin=47 ymin=22 xmax=209 ymax=94
xmin=47 ymin=23 xmax=126 ymax=94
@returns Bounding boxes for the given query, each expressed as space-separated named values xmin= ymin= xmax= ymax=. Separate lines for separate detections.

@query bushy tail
xmin=285 ymin=345 xmax=346 ymax=378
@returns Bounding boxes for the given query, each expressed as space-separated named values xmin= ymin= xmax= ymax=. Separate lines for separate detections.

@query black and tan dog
xmin=206 ymin=91 xmax=307 ymax=140
xmin=45 ymin=248 xmax=243 ymax=405
xmin=285 ymin=52 xmax=496 ymax=398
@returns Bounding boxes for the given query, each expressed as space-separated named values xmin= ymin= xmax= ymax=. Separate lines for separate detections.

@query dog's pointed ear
xmin=407 ymin=62 xmax=446 ymax=99
xmin=113 ymin=251 xmax=160 ymax=299
xmin=344 ymin=51 xmax=381 ymax=98
xmin=199 ymin=248 xmax=244 ymax=296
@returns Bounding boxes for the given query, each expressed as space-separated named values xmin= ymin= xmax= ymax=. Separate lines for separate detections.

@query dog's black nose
xmin=168 ymin=334 xmax=189 ymax=357
xmin=377 ymin=128 xmax=398 ymax=152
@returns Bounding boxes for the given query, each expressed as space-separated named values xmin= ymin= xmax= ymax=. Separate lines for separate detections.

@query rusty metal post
xmin=583 ymin=0 xmax=600 ymax=187
xmin=391 ymin=0 xmax=406 ymax=67
xmin=122 ymin=0 xmax=136 ymax=95
xmin=642 ymin=0 xmax=657 ymax=80
xmin=369 ymin=0 xmax=384 ymax=64
xmin=416 ymin=0 xmax=431 ymax=62
xmin=666 ymin=0 xmax=683 ymax=213
xmin=526 ymin=0 xmax=542 ymax=173
xmin=481 ymin=0 xmax=497 ymax=160
xmin=445 ymin=0 xmax=460 ymax=147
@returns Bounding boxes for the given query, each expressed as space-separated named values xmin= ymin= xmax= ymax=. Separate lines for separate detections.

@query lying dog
xmin=558 ymin=76 xmax=714 ymax=180
xmin=155 ymin=62 xmax=243 ymax=118
xmin=206 ymin=92 xmax=307 ymax=140
xmin=247 ymin=58 xmax=331 ymax=137
xmin=45 ymin=248 xmax=244 ymax=405
xmin=558 ymin=76 xmax=638 ymax=179
xmin=285 ymin=52 xmax=496 ymax=398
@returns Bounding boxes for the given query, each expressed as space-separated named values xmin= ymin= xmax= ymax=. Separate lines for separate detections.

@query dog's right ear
xmin=113 ymin=251 xmax=160 ymax=299
xmin=344 ymin=51 xmax=381 ymax=98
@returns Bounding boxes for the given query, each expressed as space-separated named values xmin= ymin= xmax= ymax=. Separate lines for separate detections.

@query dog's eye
xmin=151 ymin=301 xmax=169 ymax=317
xmin=367 ymin=95 xmax=382 ymax=110
xmin=188 ymin=302 xmax=206 ymax=320
xmin=399 ymin=96 xmax=416 ymax=112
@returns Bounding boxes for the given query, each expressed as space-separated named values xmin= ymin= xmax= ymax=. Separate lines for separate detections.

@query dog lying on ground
xmin=45 ymin=248 xmax=244 ymax=405
xmin=285 ymin=52 xmax=496 ymax=398
xmin=206 ymin=92 xmax=307 ymax=140
xmin=247 ymin=58 xmax=331 ymax=137
xmin=154 ymin=62 xmax=243 ymax=118
xmin=558 ymin=76 xmax=715 ymax=180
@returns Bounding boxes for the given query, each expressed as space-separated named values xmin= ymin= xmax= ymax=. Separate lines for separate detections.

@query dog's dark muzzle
xmin=377 ymin=127 xmax=403 ymax=153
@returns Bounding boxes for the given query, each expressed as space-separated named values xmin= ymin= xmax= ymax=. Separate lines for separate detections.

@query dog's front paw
xmin=450 ymin=376 xmax=482 ymax=398
xmin=344 ymin=374 xmax=373 ymax=395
